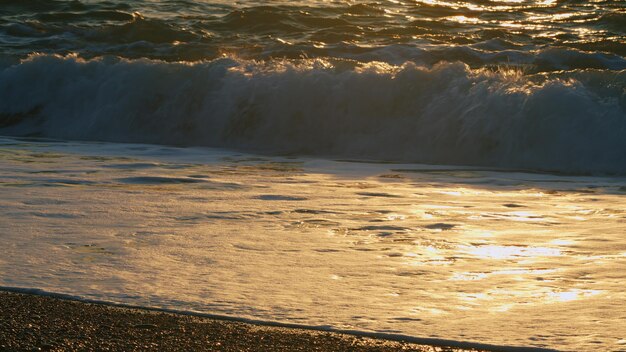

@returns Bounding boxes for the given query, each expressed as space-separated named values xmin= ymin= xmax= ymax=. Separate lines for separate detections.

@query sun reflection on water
xmin=2 ymin=137 xmax=626 ymax=351
xmin=542 ymin=289 xmax=603 ymax=303
xmin=461 ymin=244 xmax=561 ymax=260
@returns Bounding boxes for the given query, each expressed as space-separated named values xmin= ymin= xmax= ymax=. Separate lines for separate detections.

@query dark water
xmin=0 ymin=0 xmax=625 ymax=174
xmin=1 ymin=0 xmax=625 ymax=65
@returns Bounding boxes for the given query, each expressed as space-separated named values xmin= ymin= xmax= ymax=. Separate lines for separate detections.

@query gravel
xmin=0 ymin=290 xmax=483 ymax=352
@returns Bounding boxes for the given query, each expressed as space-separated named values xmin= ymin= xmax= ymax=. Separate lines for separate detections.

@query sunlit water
xmin=1 ymin=0 xmax=625 ymax=351
xmin=1 ymin=137 xmax=625 ymax=351
xmin=1 ymin=0 xmax=624 ymax=64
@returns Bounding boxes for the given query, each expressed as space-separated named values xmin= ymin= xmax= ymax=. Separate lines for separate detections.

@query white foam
xmin=1 ymin=54 xmax=625 ymax=174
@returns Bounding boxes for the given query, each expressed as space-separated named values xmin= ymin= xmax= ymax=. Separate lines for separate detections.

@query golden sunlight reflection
xmin=385 ymin=214 xmax=406 ymax=220
xmin=545 ymin=289 xmax=602 ymax=303
xmin=526 ymin=12 xmax=578 ymax=22
xmin=488 ymin=0 xmax=524 ymax=3
xmin=468 ymin=211 xmax=551 ymax=222
xmin=451 ymin=268 xmax=558 ymax=281
xmin=436 ymin=187 xmax=491 ymax=196
xmin=411 ymin=307 xmax=448 ymax=316
xmin=549 ymin=239 xmax=575 ymax=246
xmin=444 ymin=16 xmax=483 ymax=24
xmin=451 ymin=272 xmax=489 ymax=281
xmin=3 ymin=137 xmax=625 ymax=351
xmin=1 ymin=0 xmax=625 ymax=346
xmin=461 ymin=245 xmax=561 ymax=260
xmin=536 ymin=0 xmax=557 ymax=6
xmin=466 ymin=288 xmax=606 ymax=312
xmin=458 ymin=292 xmax=490 ymax=303
xmin=504 ymin=211 xmax=546 ymax=222
xmin=404 ymin=245 xmax=454 ymax=266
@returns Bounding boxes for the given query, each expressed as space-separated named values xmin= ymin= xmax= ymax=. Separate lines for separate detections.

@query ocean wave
xmin=1 ymin=54 xmax=625 ymax=174
xmin=1 ymin=1 xmax=624 ymax=64
xmin=3 ymin=13 xmax=625 ymax=71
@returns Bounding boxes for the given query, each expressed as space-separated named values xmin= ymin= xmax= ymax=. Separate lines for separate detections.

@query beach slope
xmin=0 ymin=290 xmax=484 ymax=352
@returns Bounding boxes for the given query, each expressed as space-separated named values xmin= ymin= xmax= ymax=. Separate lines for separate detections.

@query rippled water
xmin=0 ymin=1 xmax=625 ymax=351
xmin=1 ymin=0 xmax=625 ymax=174
xmin=1 ymin=137 xmax=625 ymax=351
xmin=1 ymin=0 xmax=624 ymax=66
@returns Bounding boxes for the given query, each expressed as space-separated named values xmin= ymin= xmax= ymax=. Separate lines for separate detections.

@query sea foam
xmin=1 ymin=54 xmax=625 ymax=174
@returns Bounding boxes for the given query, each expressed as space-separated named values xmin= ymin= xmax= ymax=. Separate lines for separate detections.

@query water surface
xmin=1 ymin=0 xmax=625 ymax=174
xmin=1 ymin=137 xmax=625 ymax=351
xmin=1 ymin=1 xmax=625 ymax=350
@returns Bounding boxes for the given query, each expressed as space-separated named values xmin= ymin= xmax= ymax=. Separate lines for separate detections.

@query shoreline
xmin=0 ymin=288 xmax=555 ymax=352
xmin=0 ymin=289 xmax=463 ymax=352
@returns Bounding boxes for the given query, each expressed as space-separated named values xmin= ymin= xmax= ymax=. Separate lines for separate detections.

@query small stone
xmin=133 ymin=323 xmax=158 ymax=329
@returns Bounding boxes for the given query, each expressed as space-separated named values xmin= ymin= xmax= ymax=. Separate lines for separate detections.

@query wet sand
xmin=0 ymin=290 xmax=485 ymax=352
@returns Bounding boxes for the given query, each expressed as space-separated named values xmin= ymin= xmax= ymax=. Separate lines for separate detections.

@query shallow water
xmin=1 ymin=137 xmax=625 ymax=351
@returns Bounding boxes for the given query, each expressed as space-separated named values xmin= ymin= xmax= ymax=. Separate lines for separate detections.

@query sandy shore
xmin=0 ymin=290 xmax=491 ymax=352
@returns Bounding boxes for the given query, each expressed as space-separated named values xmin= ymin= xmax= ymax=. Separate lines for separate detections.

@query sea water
xmin=1 ymin=137 xmax=625 ymax=351
xmin=0 ymin=0 xmax=625 ymax=351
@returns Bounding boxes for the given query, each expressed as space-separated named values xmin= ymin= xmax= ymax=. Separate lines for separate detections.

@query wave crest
xmin=1 ymin=54 xmax=625 ymax=174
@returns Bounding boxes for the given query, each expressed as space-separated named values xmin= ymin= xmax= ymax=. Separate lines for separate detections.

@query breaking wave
xmin=1 ymin=54 xmax=625 ymax=174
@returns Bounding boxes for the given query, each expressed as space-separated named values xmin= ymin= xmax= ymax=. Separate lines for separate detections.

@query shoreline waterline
xmin=0 ymin=288 xmax=556 ymax=352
